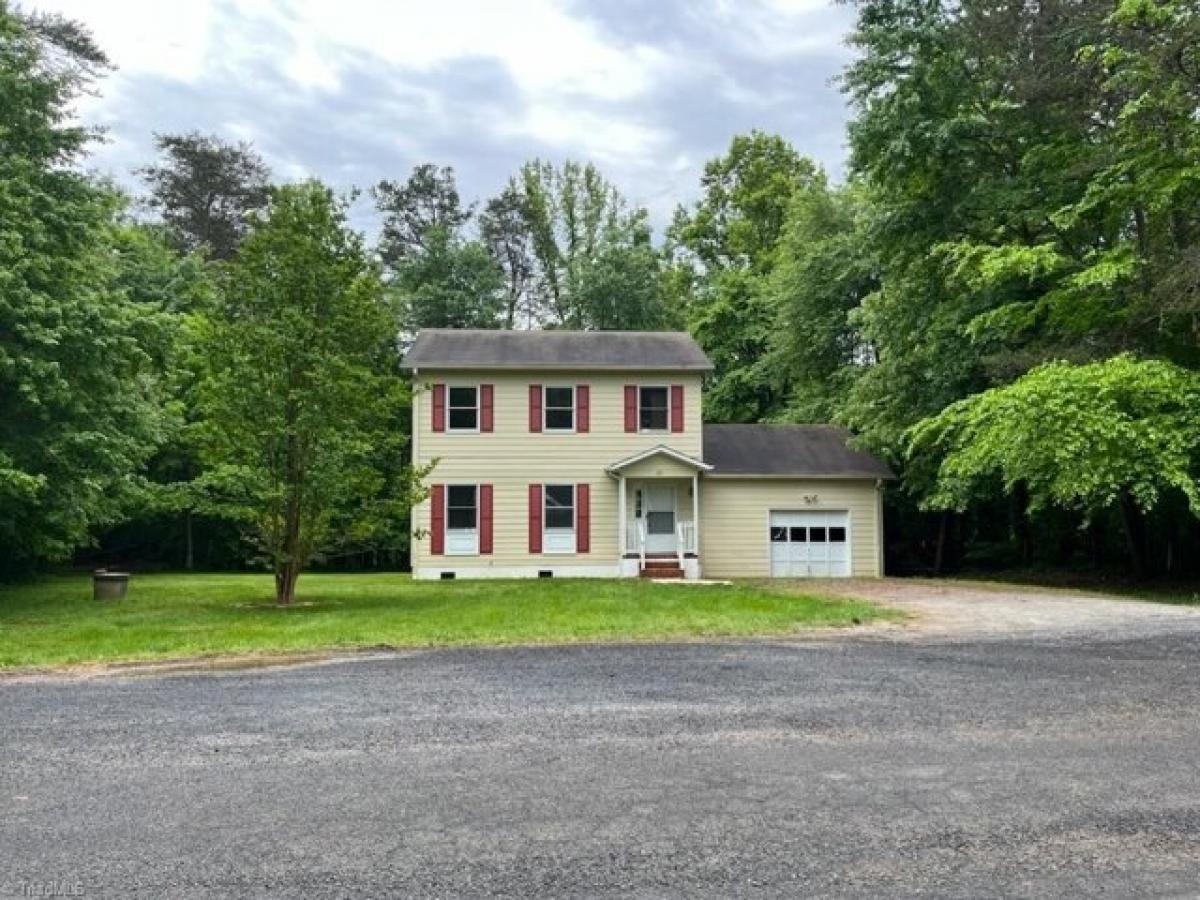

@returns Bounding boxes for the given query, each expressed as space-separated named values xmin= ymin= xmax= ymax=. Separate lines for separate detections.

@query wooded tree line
xmin=2 ymin=0 xmax=1197 ymax=590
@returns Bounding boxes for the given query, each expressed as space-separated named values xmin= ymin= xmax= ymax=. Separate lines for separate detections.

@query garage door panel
xmin=769 ymin=511 xmax=849 ymax=577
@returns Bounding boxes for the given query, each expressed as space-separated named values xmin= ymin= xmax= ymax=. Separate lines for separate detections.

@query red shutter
xmin=430 ymin=484 xmax=445 ymax=555
xmin=670 ymin=384 xmax=684 ymax=433
xmin=624 ymin=385 xmax=638 ymax=432
xmin=529 ymin=384 xmax=542 ymax=432
xmin=432 ymin=383 xmax=446 ymax=433
xmin=576 ymin=483 xmax=590 ymax=553
xmin=576 ymin=385 xmax=590 ymax=433
xmin=479 ymin=484 xmax=493 ymax=554
xmin=480 ymin=384 xmax=494 ymax=433
xmin=528 ymin=484 xmax=543 ymax=553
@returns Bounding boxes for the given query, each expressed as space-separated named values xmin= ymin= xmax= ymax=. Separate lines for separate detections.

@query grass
xmin=0 ymin=572 xmax=892 ymax=669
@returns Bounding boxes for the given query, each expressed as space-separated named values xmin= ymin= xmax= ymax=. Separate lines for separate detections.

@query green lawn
xmin=0 ymin=573 xmax=890 ymax=669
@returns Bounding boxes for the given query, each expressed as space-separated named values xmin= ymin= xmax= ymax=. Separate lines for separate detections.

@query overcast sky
xmin=36 ymin=0 xmax=857 ymax=234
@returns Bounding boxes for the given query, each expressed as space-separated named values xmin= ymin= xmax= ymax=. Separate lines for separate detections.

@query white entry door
xmin=769 ymin=511 xmax=850 ymax=577
xmin=643 ymin=484 xmax=677 ymax=553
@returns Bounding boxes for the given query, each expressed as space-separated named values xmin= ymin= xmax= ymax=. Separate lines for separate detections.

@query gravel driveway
xmin=813 ymin=577 xmax=1200 ymax=641
xmin=4 ymin=584 xmax=1200 ymax=898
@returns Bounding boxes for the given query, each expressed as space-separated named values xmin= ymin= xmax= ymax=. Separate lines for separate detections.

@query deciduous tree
xmin=0 ymin=6 xmax=172 ymax=575
xmin=193 ymin=182 xmax=418 ymax=604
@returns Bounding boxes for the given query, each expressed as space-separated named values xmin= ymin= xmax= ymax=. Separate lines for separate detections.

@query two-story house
xmin=402 ymin=329 xmax=892 ymax=580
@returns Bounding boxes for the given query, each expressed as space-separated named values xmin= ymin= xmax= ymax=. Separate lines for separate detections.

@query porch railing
xmin=677 ymin=521 xmax=696 ymax=564
xmin=625 ymin=520 xmax=696 ymax=566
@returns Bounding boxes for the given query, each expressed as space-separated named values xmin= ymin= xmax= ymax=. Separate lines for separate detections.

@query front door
xmin=643 ymin=484 xmax=677 ymax=553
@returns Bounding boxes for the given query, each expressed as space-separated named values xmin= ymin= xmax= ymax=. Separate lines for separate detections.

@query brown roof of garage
xmin=702 ymin=424 xmax=894 ymax=478
xmin=401 ymin=329 xmax=714 ymax=371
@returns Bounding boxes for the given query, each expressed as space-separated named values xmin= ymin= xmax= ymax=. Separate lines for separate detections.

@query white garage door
xmin=769 ymin=511 xmax=850 ymax=577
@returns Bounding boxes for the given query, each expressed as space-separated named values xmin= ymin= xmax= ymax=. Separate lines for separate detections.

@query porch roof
xmin=604 ymin=445 xmax=713 ymax=476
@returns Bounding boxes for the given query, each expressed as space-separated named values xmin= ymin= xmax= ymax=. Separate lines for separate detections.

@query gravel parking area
xmin=813 ymin=577 xmax=1200 ymax=641
xmin=4 ymin=593 xmax=1200 ymax=898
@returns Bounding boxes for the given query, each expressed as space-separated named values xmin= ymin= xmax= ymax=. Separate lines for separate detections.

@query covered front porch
xmin=605 ymin=446 xmax=711 ymax=579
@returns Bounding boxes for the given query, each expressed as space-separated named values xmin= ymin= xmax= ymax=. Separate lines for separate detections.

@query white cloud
xmin=27 ymin=0 xmax=857 ymax=231
xmin=40 ymin=0 xmax=216 ymax=81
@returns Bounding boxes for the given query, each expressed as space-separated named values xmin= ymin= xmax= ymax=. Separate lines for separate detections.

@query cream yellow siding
xmin=699 ymin=478 xmax=883 ymax=578
xmin=412 ymin=370 xmax=703 ymax=574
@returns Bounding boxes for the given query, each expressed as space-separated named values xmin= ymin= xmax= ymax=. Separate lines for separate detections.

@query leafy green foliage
xmin=391 ymin=224 xmax=505 ymax=330
xmin=908 ymin=354 xmax=1200 ymax=522
xmin=192 ymin=182 xmax=419 ymax=603
xmin=670 ymin=132 xmax=820 ymax=422
xmin=507 ymin=158 xmax=667 ymax=330
xmin=0 ymin=6 xmax=172 ymax=575
xmin=767 ymin=179 xmax=877 ymax=422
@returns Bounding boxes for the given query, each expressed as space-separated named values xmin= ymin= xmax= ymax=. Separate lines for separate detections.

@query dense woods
xmin=2 ymin=0 xmax=1197 ymax=593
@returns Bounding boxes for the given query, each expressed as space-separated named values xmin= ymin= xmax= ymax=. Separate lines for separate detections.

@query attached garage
xmin=769 ymin=510 xmax=850 ymax=577
xmin=698 ymin=425 xmax=893 ymax=579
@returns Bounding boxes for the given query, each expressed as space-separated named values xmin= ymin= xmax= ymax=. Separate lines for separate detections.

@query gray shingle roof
xmin=702 ymin=424 xmax=894 ymax=478
xmin=401 ymin=329 xmax=714 ymax=371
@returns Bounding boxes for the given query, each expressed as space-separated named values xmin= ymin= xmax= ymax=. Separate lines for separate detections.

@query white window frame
xmin=638 ymin=384 xmax=670 ymax=434
xmin=542 ymin=483 xmax=576 ymax=554
xmin=542 ymin=385 xmax=576 ymax=433
xmin=445 ymin=483 xmax=479 ymax=555
xmin=446 ymin=384 xmax=480 ymax=434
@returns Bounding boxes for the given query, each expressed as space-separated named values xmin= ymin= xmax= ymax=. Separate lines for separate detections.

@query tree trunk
xmin=1012 ymin=483 xmax=1031 ymax=566
xmin=933 ymin=511 xmax=951 ymax=576
xmin=275 ymin=563 xmax=300 ymax=606
xmin=1118 ymin=491 xmax=1148 ymax=579
xmin=184 ymin=510 xmax=194 ymax=571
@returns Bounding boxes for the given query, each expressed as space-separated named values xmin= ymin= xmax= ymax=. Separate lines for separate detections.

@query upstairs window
xmin=639 ymin=386 xmax=669 ymax=432
xmin=447 ymin=386 xmax=479 ymax=432
xmin=543 ymin=386 xmax=575 ymax=432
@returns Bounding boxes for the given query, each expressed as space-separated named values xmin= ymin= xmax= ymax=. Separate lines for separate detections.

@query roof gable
xmin=401 ymin=329 xmax=714 ymax=372
xmin=604 ymin=445 xmax=713 ymax=475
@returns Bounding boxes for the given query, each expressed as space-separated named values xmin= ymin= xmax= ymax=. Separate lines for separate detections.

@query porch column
xmin=692 ymin=473 xmax=699 ymax=556
xmin=618 ymin=474 xmax=627 ymax=557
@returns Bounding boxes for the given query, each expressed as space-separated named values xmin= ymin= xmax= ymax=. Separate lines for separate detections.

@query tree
xmin=193 ymin=182 xmax=418 ymax=604
xmin=392 ymin=224 xmax=505 ymax=331
xmin=574 ymin=243 xmax=670 ymax=331
xmin=374 ymin=164 xmax=505 ymax=332
xmin=106 ymin=223 xmax=220 ymax=570
xmin=478 ymin=185 xmax=534 ymax=329
xmin=907 ymin=355 xmax=1200 ymax=576
xmin=767 ymin=178 xmax=877 ymax=423
xmin=504 ymin=159 xmax=665 ymax=329
xmin=137 ymin=131 xmax=271 ymax=260
xmin=0 ymin=5 xmax=172 ymax=576
xmin=832 ymin=0 xmax=1200 ymax=573
xmin=374 ymin=164 xmax=471 ymax=266
xmin=669 ymin=132 xmax=819 ymax=421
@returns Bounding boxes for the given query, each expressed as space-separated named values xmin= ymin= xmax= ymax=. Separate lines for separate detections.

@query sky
xmin=35 ymin=0 xmax=858 ymax=234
